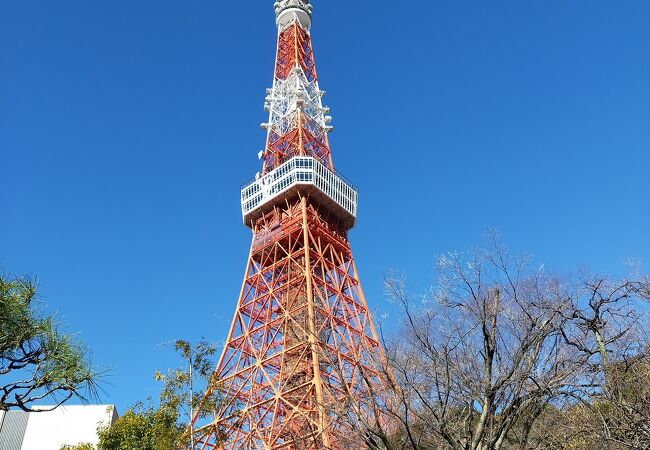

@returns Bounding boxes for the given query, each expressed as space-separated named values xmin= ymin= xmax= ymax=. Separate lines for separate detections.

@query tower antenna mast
xmin=188 ymin=2 xmax=386 ymax=448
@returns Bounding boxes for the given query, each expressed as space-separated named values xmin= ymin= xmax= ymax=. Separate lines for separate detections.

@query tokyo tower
xmin=189 ymin=1 xmax=386 ymax=448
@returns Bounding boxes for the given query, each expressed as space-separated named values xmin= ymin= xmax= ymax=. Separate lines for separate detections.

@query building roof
xmin=0 ymin=405 xmax=118 ymax=450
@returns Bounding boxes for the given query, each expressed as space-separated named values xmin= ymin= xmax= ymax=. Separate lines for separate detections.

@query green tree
xmin=97 ymin=402 xmax=182 ymax=450
xmin=155 ymin=340 xmax=218 ymax=448
xmin=60 ymin=443 xmax=95 ymax=450
xmin=0 ymin=274 xmax=100 ymax=411
xmin=97 ymin=340 xmax=219 ymax=450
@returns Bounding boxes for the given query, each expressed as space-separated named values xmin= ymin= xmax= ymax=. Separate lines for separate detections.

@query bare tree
xmin=555 ymin=272 xmax=650 ymax=450
xmin=339 ymin=237 xmax=649 ymax=450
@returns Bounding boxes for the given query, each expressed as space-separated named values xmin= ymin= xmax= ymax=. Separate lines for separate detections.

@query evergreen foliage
xmin=0 ymin=273 xmax=99 ymax=411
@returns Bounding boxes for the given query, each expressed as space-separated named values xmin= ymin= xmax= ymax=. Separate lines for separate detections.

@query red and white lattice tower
xmin=189 ymin=1 xmax=385 ymax=448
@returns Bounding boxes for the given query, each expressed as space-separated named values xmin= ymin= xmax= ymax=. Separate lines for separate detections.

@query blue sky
xmin=1 ymin=1 xmax=648 ymax=413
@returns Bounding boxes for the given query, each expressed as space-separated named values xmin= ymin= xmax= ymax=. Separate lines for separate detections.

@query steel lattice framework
xmin=188 ymin=2 xmax=386 ymax=448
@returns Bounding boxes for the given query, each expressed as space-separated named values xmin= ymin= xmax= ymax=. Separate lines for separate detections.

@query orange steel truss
xmin=189 ymin=199 xmax=384 ymax=449
xmin=275 ymin=22 xmax=317 ymax=82
xmin=188 ymin=3 xmax=386 ymax=448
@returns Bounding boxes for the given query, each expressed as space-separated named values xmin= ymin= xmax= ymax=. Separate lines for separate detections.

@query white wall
xmin=20 ymin=405 xmax=117 ymax=450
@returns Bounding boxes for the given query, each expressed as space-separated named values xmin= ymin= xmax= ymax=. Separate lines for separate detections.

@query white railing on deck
xmin=241 ymin=157 xmax=358 ymax=225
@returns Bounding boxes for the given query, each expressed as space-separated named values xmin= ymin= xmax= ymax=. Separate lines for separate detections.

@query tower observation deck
xmin=242 ymin=0 xmax=357 ymax=232
xmin=188 ymin=2 xmax=387 ymax=448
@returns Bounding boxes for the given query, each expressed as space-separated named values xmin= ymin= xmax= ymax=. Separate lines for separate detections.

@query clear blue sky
xmin=1 ymin=1 xmax=648 ymax=413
